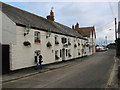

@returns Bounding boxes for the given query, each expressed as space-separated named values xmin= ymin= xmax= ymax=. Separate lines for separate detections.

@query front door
xmin=62 ymin=48 xmax=65 ymax=61
xmin=2 ymin=45 xmax=10 ymax=74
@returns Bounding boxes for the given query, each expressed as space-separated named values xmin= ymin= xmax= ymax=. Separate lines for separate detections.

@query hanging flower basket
xmin=74 ymin=44 xmax=77 ymax=48
xmin=23 ymin=41 xmax=31 ymax=46
xmin=86 ymin=44 xmax=89 ymax=47
xmin=55 ymin=41 xmax=59 ymax=45
xmin=46 ymin=41 xmax=52 ymax=47
xmin=63 ymin=44 xmax=68 ymax=47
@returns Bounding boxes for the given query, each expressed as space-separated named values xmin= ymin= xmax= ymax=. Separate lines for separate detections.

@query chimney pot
xmin=46 ymin=9 xmax=54 ymax=21
xmin=72 ymin=25 xmax=74 ymax=29
xmin=75 ymin=22 xmax=79 ymax=30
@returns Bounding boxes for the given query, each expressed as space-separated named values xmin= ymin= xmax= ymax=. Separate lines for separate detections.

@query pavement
xmin=106 ymin=56 xmax=119 ymax=88
xmin=1 ymin=56 xmax=86 ymax=83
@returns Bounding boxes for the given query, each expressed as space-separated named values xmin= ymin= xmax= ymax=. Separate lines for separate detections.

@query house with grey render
xmin=1 ymin=2 xmax=96 ymax=74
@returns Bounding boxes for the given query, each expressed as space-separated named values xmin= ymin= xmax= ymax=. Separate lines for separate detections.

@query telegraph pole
xmin=115 ymin=18 xmax=117 ymax=40
xmin=115 ymin=18 xmax=117 ymax=56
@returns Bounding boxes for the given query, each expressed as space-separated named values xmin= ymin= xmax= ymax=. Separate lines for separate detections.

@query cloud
xmin=2 ymin=2 xmax=118 ymax=45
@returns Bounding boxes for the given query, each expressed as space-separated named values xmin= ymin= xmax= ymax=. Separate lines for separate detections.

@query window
xmin=78 ymin=40 xmax=80 ymax=46
xmin=55 ymin=36 xmax=59 ymax=44
xmin=68 ymin=38 xmax=71 ymax=45
xmin=34 ymin=31 xmax=40 ymax=43
xmin=55 ymin=50 xmax=59 ymax=60
xmin=60 ymin=49 xmax=62 ymax=57
xmin=62 ymin=37 xmax=67 ymax=44
xmin=74 ymin=38 xmax=76 ymax=42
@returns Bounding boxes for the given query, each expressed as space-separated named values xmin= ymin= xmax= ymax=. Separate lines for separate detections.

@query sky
xmin=1 ymin=0 xmax=119 ymax=45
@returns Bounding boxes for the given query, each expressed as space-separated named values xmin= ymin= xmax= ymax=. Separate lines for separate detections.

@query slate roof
xmin=77 ymin=27 xmax=96 ymax=38
xmin=1 ymin=2 xmax=86 ymax=39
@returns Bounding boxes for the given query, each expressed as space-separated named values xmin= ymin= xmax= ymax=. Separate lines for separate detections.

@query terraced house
xmin=72 ymin=24 xmax=96 ymax=56
xmin=1 ymin=2 xmax=96 ymax=74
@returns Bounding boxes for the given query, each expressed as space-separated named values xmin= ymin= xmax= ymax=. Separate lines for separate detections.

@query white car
xmin=96 ymin=46 xmax=108 ymax=52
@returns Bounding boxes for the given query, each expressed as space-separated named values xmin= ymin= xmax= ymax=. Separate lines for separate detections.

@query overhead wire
xmin=108 ymin=0 xmax=116 ymax=18
xmin=96 ymin=20 xmax=114 ymax=33
xmin=96 ymin=0 xmax=116 ymax=33
xmin=96 ymin=19 xmax=114 ymax=30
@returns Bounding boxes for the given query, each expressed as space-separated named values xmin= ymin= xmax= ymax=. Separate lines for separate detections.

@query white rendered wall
xmin=2 ymin=12 xmax=16 ymax=44
xmin=11 ymin=26 xmax=86 ymax=70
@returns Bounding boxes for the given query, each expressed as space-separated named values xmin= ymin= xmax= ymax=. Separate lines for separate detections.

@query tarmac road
xmin=2 ymin=49 xmax=115 ymax=88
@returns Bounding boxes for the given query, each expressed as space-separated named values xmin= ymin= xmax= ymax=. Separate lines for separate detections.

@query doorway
xmin=2 ymin=45 xmax=10 ymax=74
xmin=62 ymin=48 xmax=65 ymax=61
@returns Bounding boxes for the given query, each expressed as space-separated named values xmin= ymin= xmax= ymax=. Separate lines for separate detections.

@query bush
xmin=46 ymin=41 xmax=52 ymax=47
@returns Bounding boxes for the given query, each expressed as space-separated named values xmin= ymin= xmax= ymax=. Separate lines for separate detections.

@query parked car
xmin=96 ymin=46 xmax=108 ymax=52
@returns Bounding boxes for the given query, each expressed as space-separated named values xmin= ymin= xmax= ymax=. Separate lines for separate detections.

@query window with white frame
xmin=78 ymin=40 xmax=80 ymax=46
xmin=34 ymin=31 xmax=40 ymax=43
xmin=55 ymin=50 xmax=59 ymax=60
xmin=61 ymin=37 xmax=67 ymax=44
xmin=55 ymin=36 xmax=59 ymax=44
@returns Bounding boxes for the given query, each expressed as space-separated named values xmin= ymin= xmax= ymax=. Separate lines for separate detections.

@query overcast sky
xmin=1 ymin=0 xmax=119 ymax=45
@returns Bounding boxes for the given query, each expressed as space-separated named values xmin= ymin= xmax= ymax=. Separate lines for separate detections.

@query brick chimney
xmin=47 ymin=9 xmax=54 ymax=21
xmin=75 ymin=22 xmax=79 ymax=30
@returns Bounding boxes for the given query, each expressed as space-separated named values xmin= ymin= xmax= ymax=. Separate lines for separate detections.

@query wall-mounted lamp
xmin=24 ymin=25 xmax=31 ymax=36
xmin=75 ymin=36 xmax=77 ymax=40
xmin=46 ymin=30 xmax=51 ymax=38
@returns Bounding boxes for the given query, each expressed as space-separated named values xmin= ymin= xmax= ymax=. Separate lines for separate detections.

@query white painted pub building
xmin=1 ymin=2 xmax=96 ymax=74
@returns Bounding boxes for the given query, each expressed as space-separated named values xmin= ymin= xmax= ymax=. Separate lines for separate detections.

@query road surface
xmin=2 ymin=49 xmax=115 ymax=88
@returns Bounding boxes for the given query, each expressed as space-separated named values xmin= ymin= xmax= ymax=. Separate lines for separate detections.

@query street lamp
xmin=105 ymin=36 xmax=107 ymax=46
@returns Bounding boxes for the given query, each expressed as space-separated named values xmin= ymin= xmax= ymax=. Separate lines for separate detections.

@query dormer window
xmin=34 ymin=31 xmax=40 ymax=43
